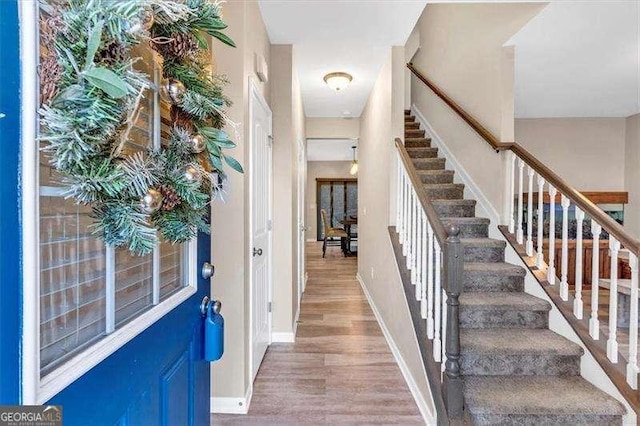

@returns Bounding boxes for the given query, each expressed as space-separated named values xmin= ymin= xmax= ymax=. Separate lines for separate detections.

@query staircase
xmin=403 ymin=110 xmax=626 ymax=425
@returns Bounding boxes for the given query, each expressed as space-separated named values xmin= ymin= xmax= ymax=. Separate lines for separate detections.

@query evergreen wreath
xmin=39 ymin=0 xmax=240 ymax=255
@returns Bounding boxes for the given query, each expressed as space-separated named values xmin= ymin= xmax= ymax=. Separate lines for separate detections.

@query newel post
xmin=442 ymin=224 xmax=464 ymax=418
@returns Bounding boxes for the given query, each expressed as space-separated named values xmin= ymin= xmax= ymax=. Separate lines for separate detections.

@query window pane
xmin=40 ymin=196 xmax=107 ymax=376
xmin=318 ymin=183 xmax=331 ymax=240
xmin=115 ymin=248 xmax=153 ymax=327
xmin=332 ymin=183 xmax=345 ymax=226
xmin=346 ymin=182 xmax=358 ymax=219
xmin=160 ymin=240 xmax=186 ymax=301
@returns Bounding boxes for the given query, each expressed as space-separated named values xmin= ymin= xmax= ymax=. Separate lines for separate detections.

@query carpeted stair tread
xmin=464 ymin=376 xmax=625 ymax=424
xmin=416 ymin=170 xmax=455 ymax=184
xmin=441 ymin=217 xmax=490 ymax=226
xmin=405 ymin=138 xmax=431 ymax=148
xmin=406 ymin=147 xmax=438 ymax=158
xmin=464 ymin=262 xmax=526 ymax=276
xmin=460 ymin=329 xmax=580 ymax=356
xmin=432 ymin=199 xmax=476 ymax=217
xmin=460 ymin=292 xmax=550 ymax=312
xmin=461 ymin=238 xmax=506 ymax=249
xmin=411 ymin=158 xmax=446 ymax=170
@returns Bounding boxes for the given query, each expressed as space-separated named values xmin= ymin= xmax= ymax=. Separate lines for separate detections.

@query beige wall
xmin=410 ymin=3 xmax=544 ymax=219
xmin=305 ymin=161 xmax=353 ymax=240
xmin=270 ymin=44 xmax=306 ymax=335
xmin=358 ymin=49 xmax=435 ymax=421
xmin=515 ymin=118 xmax=627 ymax=191
xmin=306 ymin=117 xmax=360 ymax=139
xmin=210 ymin=0 xmax=270 ymax=400
xmin=625 ymin=113 xmax=640 ymax=238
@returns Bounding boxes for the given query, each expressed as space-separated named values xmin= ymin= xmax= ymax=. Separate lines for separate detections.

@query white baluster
xmin=433 ymin=240 xmax=442 ymax=362
xmin=426 ymin=223 xmax=434 ymax=339
xmin=526 ymin=167 xmax=535 ymax=256
xmin=589 ymin=221 xmax=602 ymax=340
xmin=508 ymin=152 xmax=516 ymax=234
xmin=421 ymin=217 xmax=428 ymax=316
xmin=560 ymin=195 xmax=570 ymax=301
xmin=415 ymin=207 xmax=422 ymax=299
xmin=411 ymin=190 xmax=418 ymax=284
xmin=516 ymin=158 xmax=525 ymax=244
xmin=547 ymin=185 xmax=557 ymax=284
xmin=396 ymin=155 xmax=402 ymax=232
xmin=627 ymin=252 xmax=639 ymax=389
xmin=573 ymin=207 xmax=585 ymax=319
xmin=536 ymin=176 xmax=546 ymax=269
xmin=401 ymin=171 xmax=407 ymax=248
xmin=405 ymin=189 xmax=412 ymax=268
xmin=607 ymin=237 xmax=620 ymax=363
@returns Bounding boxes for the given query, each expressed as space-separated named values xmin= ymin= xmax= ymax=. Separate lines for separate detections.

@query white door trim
xmin=248 ymin=77 xmax=273 ymax=386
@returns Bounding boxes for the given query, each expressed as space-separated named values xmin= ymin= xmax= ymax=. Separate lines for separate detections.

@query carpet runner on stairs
xmin=403 ymin=111 xmax=626 ymax=425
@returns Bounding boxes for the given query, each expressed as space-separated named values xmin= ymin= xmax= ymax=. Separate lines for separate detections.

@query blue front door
xmin=0 ymin=2 xmax=212 ymax=424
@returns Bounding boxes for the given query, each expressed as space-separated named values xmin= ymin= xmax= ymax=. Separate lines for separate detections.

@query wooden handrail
xmin=407 ymin=62 xmax=640 ymax=256
xmin=395 ymin=138 xmax=448 ymax=244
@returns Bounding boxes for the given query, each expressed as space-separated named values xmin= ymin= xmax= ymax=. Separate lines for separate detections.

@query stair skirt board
xmin=356 ymin=273 xmax=438 ymax=426
xmin=398 ymin=111 xmax=629 ymax=424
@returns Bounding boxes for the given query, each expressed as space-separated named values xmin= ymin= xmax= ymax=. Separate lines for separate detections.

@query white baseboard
xmin=271 ymin=332 xmax=295 ymax=343
xmin=211 ymin=386 xmax=253 ymax=414
xmin=356 ymin=273 xmax=437 ymax=425
xmin=412 ymin=104 xmax=501 ymax=225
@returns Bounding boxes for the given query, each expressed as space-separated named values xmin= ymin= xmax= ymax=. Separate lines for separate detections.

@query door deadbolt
xmin=202 ymin=262 xmax=215 ymax=279
xmin=253 ymin=248 xmax=263 ymax=257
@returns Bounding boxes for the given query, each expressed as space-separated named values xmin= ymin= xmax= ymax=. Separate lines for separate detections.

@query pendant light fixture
xmin=324 ymin=72 xmax=353 ymax=92
xmin=349 ymin=145 xmax=358 ymax=175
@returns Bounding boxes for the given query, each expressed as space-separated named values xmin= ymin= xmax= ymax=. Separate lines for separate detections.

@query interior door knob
xmin=202 ymin=262 xmax=215 ymax=279
xmin=253 ymin=247 xmax=263 ymax=257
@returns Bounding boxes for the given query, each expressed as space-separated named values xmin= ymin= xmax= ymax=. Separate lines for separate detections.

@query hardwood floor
xmin=211 ymin=242 xmax=423 ymax=425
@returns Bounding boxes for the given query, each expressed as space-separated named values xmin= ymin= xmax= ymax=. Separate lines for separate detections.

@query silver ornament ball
xmin=159 ymin=78 xmax=186 ymax=105
xmin=139 ymin=189 xmax=163 ymax=214
xmin=184 ymin=166 xmax=202 ymax=185
xmin=191 ymin=134 xmax=206 ymax=153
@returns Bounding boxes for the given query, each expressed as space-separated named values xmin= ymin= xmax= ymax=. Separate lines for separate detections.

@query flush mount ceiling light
xmin=323 ymin=72 xmax=353 ymax=92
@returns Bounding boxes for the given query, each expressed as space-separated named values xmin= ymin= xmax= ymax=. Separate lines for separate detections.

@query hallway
xmin=211 ymin=243 xmax=423 ymax=424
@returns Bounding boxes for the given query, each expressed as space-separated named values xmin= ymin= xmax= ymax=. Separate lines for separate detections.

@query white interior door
xmin=297 ymin=139 xmax=307 ymax=299
xmin=250 ymin=81 xmax=272 ymax=381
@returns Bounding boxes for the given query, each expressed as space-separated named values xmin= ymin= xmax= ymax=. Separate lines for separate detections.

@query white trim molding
xmin=412 ymin=104 xmax=501 ymax=225
xmin=211 ymin=386 xmax=253 ymax=415
xmin=271 ymin=332 xmax=296 ymax=343
xmin=356 ymin=273 xmax=437 ymax=425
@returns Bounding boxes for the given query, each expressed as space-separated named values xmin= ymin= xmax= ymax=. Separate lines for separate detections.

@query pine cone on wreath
xmin=158 ymin=184 xmax=182 ymax=211
xmin=153 ymin=32 xmax=198 ymax=59
xmin=97 ymin=41 xmax=128 ymax=66
xmin=171 ymin=106 xmax=196 ymax=132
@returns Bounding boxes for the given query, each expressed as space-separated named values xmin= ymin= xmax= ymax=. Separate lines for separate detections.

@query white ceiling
xmin=510 ymin=1 xmax=640 ymax=118
xmin=307 ymin=139 xmax=357 ymax=161
xmin=258 ymin=0 xmax=427 ymax=117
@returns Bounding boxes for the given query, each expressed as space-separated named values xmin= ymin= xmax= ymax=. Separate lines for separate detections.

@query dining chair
xmin=320 ymin=209 xmax=347 ymax=258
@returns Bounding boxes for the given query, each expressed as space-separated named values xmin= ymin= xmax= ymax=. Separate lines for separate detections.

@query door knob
xmin=253 ymin=247 xmax=263 ymax=257
xmin=202 ymin=262 xmax=215 ymax=279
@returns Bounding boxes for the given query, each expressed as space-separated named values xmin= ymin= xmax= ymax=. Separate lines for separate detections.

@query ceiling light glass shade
xmin=324 ymin=72 xmax=353 ymax=91
xmin=349 ymin=145 xmax=358 ymax=175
